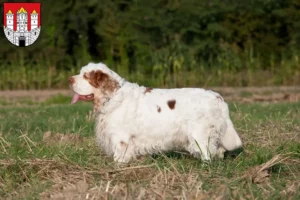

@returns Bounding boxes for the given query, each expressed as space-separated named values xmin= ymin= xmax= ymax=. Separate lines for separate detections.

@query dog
xmin=69 ymin=62 xmax=242 ymax=163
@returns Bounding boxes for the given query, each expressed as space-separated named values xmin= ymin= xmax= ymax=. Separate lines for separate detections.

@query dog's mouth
xmin=71 ymin=93 xmax=94 ymax=104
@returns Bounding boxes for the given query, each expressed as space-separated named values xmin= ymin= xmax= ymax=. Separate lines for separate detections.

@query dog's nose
xmin=69 ymin=77 xmax=75 ymax=85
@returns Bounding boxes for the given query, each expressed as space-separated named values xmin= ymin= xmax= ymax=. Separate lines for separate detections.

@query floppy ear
xmin=85 ymin=70 xmax=120 ymax=94
xmin=87 ymin=70 xmax=110 ymax=88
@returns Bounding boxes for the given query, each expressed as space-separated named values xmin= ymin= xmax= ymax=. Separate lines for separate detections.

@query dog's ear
xmin=85 ymin=70 xmax=119 ymax=93
xmin=86 ymin=70 xmax=109 ymax=88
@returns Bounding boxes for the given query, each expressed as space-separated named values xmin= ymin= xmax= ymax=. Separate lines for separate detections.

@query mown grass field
xmin=0 ymin=95 xmax=299 ymax=199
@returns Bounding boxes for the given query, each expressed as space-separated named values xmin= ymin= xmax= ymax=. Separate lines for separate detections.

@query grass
xmin=0 ymin=97 xmax=299 ymax=199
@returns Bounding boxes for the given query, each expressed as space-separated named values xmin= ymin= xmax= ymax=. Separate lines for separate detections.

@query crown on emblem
xmin=17 ymin=7 xmax=27 ymax=14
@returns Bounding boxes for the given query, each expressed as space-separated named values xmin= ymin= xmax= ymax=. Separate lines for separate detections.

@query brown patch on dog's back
xmin=144 ymin=87 xmax=153 ymax=94
xmin=157 ymin=106 xmax=161 ymax=113
xmin=167 ymin=100 xmax=176 ymax=110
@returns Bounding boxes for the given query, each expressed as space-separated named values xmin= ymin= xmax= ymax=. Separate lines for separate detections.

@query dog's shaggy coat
xmin=70 ymin=63 xmax=242 ymax=163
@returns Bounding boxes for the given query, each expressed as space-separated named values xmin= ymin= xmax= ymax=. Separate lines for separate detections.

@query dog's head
xmin=69 ymin=63 xmax=124 ymax=111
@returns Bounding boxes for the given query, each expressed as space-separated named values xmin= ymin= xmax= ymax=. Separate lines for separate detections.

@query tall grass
xmin=0 ymin=47 xmax=299 ymax=90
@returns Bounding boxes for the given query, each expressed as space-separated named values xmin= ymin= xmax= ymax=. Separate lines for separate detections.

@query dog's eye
xmin=83 ymin=73 xmax=88 ymax=79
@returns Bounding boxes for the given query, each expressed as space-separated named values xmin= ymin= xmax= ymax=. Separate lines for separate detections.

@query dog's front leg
xmin=113 ymin=140 xmax=135 ymax=163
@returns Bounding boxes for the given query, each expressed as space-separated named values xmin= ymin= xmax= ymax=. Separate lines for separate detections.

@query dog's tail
xmin=221 ymin=118 xmax=242 ymax=151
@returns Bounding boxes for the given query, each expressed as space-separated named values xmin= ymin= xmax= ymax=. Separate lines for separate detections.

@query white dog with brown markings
xmin=69 ymin=62 xmax=242 ymax=163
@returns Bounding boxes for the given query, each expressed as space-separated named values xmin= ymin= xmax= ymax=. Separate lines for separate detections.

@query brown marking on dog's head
xmin=84 ymin=70 xmax=120 ymax=112
xmin=84 ymin=70 xmax=119 ymax=92
xmin=167 ymin=100 xmax=176 ymax=110
xmin=144 ymin=87 xmax=153 ymax=94
xmin=157 ymin=106 xmax=161 ymax=113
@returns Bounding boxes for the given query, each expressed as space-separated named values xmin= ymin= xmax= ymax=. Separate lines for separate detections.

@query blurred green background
xmin=0 ymin=0 xmax=300 ymax=90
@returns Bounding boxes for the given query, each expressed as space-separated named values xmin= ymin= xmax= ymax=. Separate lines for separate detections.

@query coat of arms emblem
xmin=3 ymin=2 xmax=41 ymax=47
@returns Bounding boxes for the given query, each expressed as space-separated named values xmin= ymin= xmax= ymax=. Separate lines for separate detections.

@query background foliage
xmin=0 ymin=0 xmax=300 ymax=89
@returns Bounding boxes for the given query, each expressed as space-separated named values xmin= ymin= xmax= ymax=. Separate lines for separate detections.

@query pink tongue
xmin=71 ymin=93 xmax=80 ymax=104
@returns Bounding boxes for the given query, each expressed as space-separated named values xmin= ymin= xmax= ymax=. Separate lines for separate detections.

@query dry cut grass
xmin=0 ymin=99 xmax=299 ymax=199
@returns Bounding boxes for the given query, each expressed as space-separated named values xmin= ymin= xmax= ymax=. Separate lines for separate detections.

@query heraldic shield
xmin=3 ymin=2 xmax=41 ymax=47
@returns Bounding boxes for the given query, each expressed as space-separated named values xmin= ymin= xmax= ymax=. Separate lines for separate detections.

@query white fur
xmin=70 ymin=62 xmax=242 ymax=163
